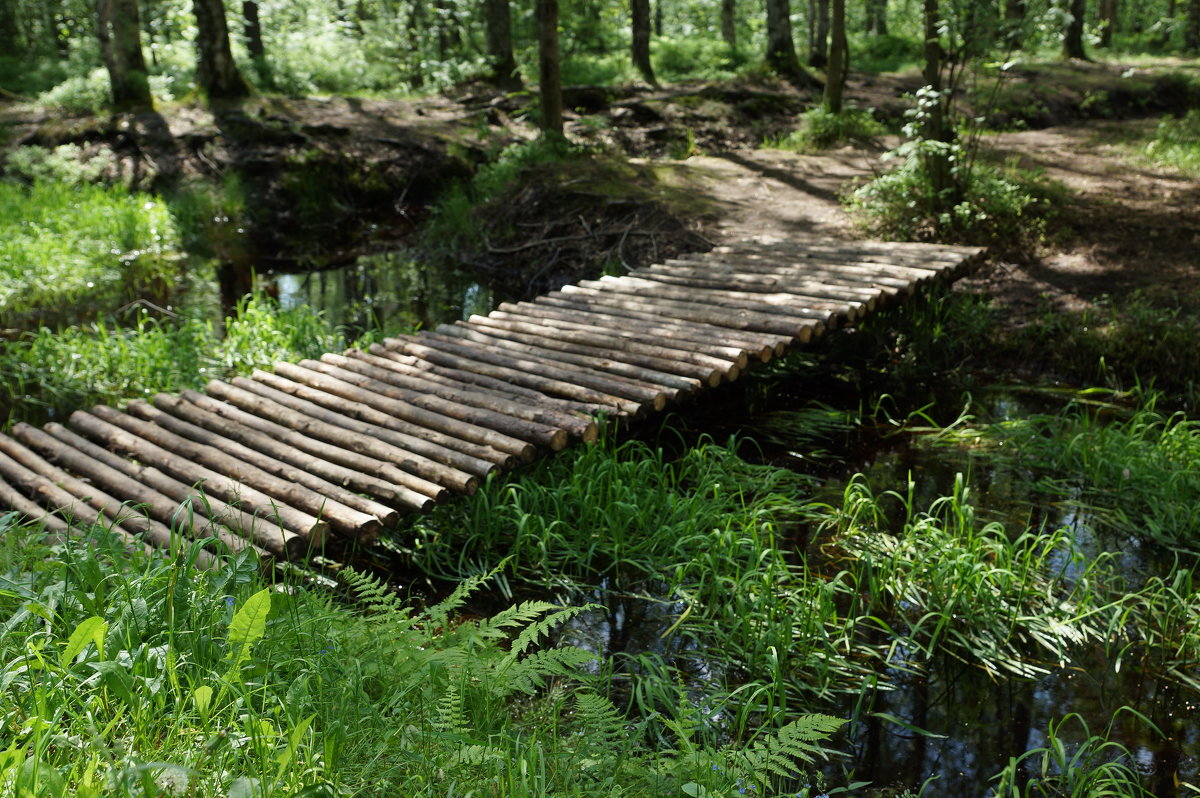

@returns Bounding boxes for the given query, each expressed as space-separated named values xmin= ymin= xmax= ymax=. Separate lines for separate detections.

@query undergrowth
xmin=0 ymin=516 xmax=844 ymax=796
xmin=1144 ymin=108 xmax=1200 ymax=175
xmin=764 ymin=107 xmax=886 ymax=152
xmin=0 ymin=178 xmax=177 ymax=327
xmin=423 ymin=136 xmax=587 ymax=251
xmin=0 ymin=295 xmax=369 ymax=427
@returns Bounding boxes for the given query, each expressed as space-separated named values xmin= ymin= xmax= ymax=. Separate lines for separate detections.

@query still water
xmin=263 ymin=254 xmax=1198 ymax=795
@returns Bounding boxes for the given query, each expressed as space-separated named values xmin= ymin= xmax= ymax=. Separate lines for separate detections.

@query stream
xmin=235 ymin=252 xmax=1200 ymax=794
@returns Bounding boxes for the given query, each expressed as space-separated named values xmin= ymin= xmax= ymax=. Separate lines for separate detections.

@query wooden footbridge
xmin=0 ymin=237 xmax=984 ymax=567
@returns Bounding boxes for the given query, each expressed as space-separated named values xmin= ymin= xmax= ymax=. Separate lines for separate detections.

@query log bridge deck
xmin=0 ymin=237 xmax=985 ymax=567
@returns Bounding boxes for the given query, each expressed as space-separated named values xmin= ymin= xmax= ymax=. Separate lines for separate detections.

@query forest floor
xmin=2 ymin=59 xmax=1199 ymax=328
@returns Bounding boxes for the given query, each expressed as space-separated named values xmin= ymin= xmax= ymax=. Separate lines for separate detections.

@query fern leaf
xmin=498 ymin=646 xmax=595 ymax=696
xmin=573 ymin=690 xmax=627 ymax=746
xmin=740 ymin=714 xmax=846 ymax=790
xmin=504 ymin=603 xmax=597 ymax=662
xmin=476 ymin=600 xmax=560 ymax=641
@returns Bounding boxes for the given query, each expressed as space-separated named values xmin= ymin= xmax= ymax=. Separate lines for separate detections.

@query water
xmin=246 ymin=262 xmax=1200 ymax=793
xmin=264 ymin=249 xmax=499 ymax=337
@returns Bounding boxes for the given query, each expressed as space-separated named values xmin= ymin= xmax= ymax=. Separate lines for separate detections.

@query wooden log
xmin=71 ymin=409 xmax=317 ymax=560
xmin=129 ymin=399 xmax=391 ymax=540
xmin=0 ymin=472 xmax=71 ymax=535
xmin=716 ymin=236 xmax=984 ymax=260
xmin=709 ymin=242 xmax=982 ymax=276
xmin=174 ymin=389 xmax=439 ymax=509
xmin=0 ymin=430 xmax=186 ymax=554
xmin=192 ymin=384 xmax=456 ymax=501
xmin=551 ymin=285 xmax=821 ymax=341
xmin=529 ymin=296 xmax=792 ymax=358
xmin=382 ymin=336 xmax=644 ymax=417
xmin=461 ymin=313 xmax=734 ymax=383
xmin=495 ymin=302 xmax=763 ymax=364
xmin=340 ymin=350 xmax=599 ymax=442
xmin=669 ymin=255 xmax=918 ymax=293
xmin=249 ymin=370 xmax=508 ymax=475
xmin=635 ymin=264 xmax=889 ymax=306
xmin=318 ymin=353 xmax=572 ymax=451
xmin=691 ymin=253 xmax=935 ymax=287
xmin=366 ymin=344 xmax=611 ymax=418
xmin=203 ymin=380 xmax=472 ymax=497
xmin=402 ymin=334 xmax=662 ymax=414
xmin=43 ymin=422 xmax=267 ymax=558
xmin=0 ymin=448 xmax=152 ymax=556
xmin=89 ymin=405 xmax=334 ymax=549
xmin=271 ymin=361 xmax=530 ymax=465
xmin=290 ymin=359 xmax=543 ymax=460
xmin=583 ymin=275 xmax=859 ymax=324
xmin=384 ymin=335 xmax=649 ymax=416
xmin=13 ymin=422 xmax=254 ymax=557
xmin=441 ymin=321 xmax=707 ymax=394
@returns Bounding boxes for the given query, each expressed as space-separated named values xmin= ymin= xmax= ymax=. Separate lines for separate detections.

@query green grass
xmin=0 ymin=294 xmax=371 ymax=427
xmin=1144 ymin=108 xmax=1200 ymax=175
xmin=0 ymin=179 xmax=178 ymax=326
xmin=763 ymin=107 xmax=887 ymax=152
xmin=0 ymin=515 xmax=843 ymax=797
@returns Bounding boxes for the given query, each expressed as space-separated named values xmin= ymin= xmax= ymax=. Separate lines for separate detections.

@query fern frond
xmin=739 ymin=714 xmax=846 ymax=789
xmin=423 ymin=572 xmax=489 ymax=630
xmin=339 ymin=567 xmax=409 ymax=618
xmin=435 ymin=677 xmax=468 ymax=734
xmin=573 ymin=690 xmax=628 ymax=748
xmin=476 ymin=600 xmax=561 ymax=641
xmin=452 ymin=744 xmax=507 ymax=767
xmin=497 ymin=646 xmax=596 ymax=696
xmin=504 ymin=603 xmax=597 ymax=661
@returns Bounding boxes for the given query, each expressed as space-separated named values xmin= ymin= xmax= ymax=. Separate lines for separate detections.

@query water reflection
xmin=265 ymin=249 xmax=499 ymax=337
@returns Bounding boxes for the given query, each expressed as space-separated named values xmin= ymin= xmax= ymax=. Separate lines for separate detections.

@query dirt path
xmin=663 ymin=122 xmax=1200 ymax=324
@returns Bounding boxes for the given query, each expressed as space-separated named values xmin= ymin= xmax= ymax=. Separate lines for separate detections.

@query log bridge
xmin=0 ymin=237 xmax=985 ymax=567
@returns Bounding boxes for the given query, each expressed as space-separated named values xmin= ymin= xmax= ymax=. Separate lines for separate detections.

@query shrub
xmin=765 ymin=106 xmax=886 ymax=151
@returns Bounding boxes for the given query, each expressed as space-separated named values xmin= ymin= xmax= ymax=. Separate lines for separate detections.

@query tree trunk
xmin=242 ymin=1 xmax=272 ymax=87
xmin=721 ymin=0 xmax=737 ymax=54
xmin=1097 ymin=0 xmax=1117 ymax=46
xmin=537 ymin=0 xmax=563 ymax=135
xmin=631 ymin=0 xmax=657 ymax=85
xmin=484 ymin=0 xmax=521 ymax=89
xmin=1062 ymin=0 xmax=1089 ymax=59
xmin=766 ymin=0 xmax=816 ymax=85
xmin=824 ymin=0 xmax=847 ymax=113
xmin=193 ymin=0 xmax=250 ymax=99
xmin=409 ymin=0 xmax=425 ymax=89
xmin=1005 ymin=0 xmax=1026 ymax=46
xmin=0 ymin=3 xmax=19 ymax=52
xmin=655 ymin=0 xmax=663 ymax=35
xmin=922 ymin=0 xmax=953 ymax=204
xmin=866 ymin=0 xmax=887 ymax=34
xmin=1187 ymin=0 xmax=1200 ymax=51
xmin=98 ymin=0 xmax=154 ymax=112
xmin=809 ymin=0 xmax=829 ymax=67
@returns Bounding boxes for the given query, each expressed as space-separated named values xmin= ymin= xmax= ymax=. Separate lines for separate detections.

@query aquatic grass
xmin=989 ymin=710 xmax=1157 ymax=797
xmin=814 ymin=474 xmax=1117 ymax=678
xmin=0 ymin=295 xmax=368 ymax=426
xmin=973 ymin=397 xmax=1200 ymax=552
xmin=0 ymin=516 xmax=843 ymax=796
xmin=0 ymin=179 xmax=178 ymax=326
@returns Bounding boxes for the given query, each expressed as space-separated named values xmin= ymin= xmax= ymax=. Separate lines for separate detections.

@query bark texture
xmin=98 ymin=0 xmax=154 ymax=111
xmin=193 ymin=0 xmax=250 ymax=99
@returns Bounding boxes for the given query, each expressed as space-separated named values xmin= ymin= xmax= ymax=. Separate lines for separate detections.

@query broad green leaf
xmin=60 ymin=616 xmax=107 ymax=668
xmin=227 ymin=776 xmax=260 ymax=798
xmin=193 ymin=685 xmax=214 ymax=721
xmin=226 ymin=588 xmax=271 ymax=669
xmin=276 ymin=713 xmax=317 ymax=781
